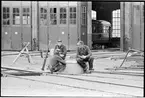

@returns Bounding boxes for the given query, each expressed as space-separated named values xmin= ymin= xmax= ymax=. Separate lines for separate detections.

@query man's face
xmin=57 ymin=42 xmax=62 ymax=46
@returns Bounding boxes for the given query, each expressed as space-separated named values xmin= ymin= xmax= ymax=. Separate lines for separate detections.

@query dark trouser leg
xmin=50 ymin=63 xmax=59 ymax=73
xmin=88 ymin=57 xmax=94 ymax=70
xmin=57 ymin=63 xmax=66 ymax=72
xmin=61 ymin=56 xmax=66 ymax=60
xmin=76 ymin=58 xmax=87 ymax=71
xmin=52 ymin=63 xmax=66 ymax=72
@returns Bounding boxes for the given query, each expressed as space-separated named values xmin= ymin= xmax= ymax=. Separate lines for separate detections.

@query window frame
xmin=50 ymin=7 xmax=57 ymax=25
xmin=40 ymin=7 xmax=48 ymax=26
xmin=12 ymin=7 xmax=21 ymax=25
xmin=112 ymin=9 xmax=120 ymax=37
xmin=22 ymin=7 xmax=31 ymax=25
xmin=81 ymin=6 xmax=87 ymax=25
xmin=69 ymin=6 xmax=76 ymax=25
xmin=60 ymin=7 xmax=67 ymax=25
xmin=3 ymin=6 xmax=10 ymax=26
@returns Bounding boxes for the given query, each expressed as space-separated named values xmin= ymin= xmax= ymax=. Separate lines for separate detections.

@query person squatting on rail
xmin=76 ymin=41 xmax=94 ymax=73
xmin=54 ymin=39 xmax=67 ymax=60
xmin=46 ymin=49 xmax=66 ymax=74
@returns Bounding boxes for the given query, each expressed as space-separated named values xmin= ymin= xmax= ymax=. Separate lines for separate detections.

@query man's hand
xmin=60 ymin=54 xmax=64 ymax=57
xmin=80 ymin=55 xmax=87 ymax=59
xmin=56 ymin=49 xmax=60 ymax=52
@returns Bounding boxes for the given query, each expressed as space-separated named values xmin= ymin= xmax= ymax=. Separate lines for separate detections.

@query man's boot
xmin=84 ymin=66 xmax=91 ymax=74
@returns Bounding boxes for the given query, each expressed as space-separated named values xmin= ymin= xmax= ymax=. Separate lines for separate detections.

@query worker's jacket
xmin=76 ymin=45 xmax=92 ymax=59
xmin=54 ymin=44 xmax=67 ymax=59
xmin=47 ymin=54 xmax=66 ymax=70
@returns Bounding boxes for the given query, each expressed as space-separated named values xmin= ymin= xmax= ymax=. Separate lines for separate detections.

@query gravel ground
xmin=1 ymin=51 xmax=144 ymax=97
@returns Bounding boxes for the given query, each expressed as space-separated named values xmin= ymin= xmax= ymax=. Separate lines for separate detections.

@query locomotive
xmin=92 ymin=20 xmax=112 ymax=49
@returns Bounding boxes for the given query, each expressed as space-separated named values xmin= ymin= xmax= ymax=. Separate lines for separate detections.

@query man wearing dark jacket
xmin=47 ymin=49 xmax=66 ymax=74
xmin=76 ymin=41 xmax=94 ymax=73
xmin=54 ymin=39 xmax=67 ymax=60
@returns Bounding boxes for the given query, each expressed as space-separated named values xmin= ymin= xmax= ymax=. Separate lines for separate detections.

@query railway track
xmin=1 ymin=72 xmax=138 ymax=97
xmin=2 ymin=66 xmax=143 ymax=96
xmin=2 ymin=66 xmax=143 ymax=89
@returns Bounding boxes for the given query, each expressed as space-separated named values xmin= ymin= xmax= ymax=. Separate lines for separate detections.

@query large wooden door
xmin=48 ymin=2 xmax=59 ymax=49
xmin=80 ymin=2 xmax=87 ymax=45
xmin=11 ymin=6 xmax=22 ymax=50
xmin=39 ymin=2 xmax=49 ymax=51
xmin=68 ymin=3 xmax=78 ymax=50
xmin=58 ymin=2 xmax=69 ymax=50
xmin=2 ymin=6 xmax=12 ymax=50
xmin=21 ymin=2 xmax=32 ymax=50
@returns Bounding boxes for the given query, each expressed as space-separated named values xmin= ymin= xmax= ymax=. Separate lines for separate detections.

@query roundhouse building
xmin=2 ymin=1 xmax=91 ymax=51
xmin=2 ymin=1 xmax=144 ymax=51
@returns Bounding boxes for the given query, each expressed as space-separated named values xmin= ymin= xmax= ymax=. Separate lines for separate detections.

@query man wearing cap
xmin=76 ymin=41 xmax=94 ymax=73
xmin=54 ymin=39 xmax=67 ymax=60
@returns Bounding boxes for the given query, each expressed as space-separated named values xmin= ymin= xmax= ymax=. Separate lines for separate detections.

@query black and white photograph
xmin=1 ymin=1 xmax=144 ymax=97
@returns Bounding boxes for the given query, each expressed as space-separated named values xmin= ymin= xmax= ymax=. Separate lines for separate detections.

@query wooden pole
xmin=41 ymin=41 xmax=51 ymax=70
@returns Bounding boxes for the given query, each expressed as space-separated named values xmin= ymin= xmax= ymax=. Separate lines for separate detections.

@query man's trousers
xmin=76 ymin=56 xmax=94 ymax=71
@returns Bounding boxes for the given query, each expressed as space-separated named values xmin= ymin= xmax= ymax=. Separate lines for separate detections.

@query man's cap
xmin=77 ymin=40 xmax=84 ymax=45
xmin=58 ymin=39 xmax=62 ymax=42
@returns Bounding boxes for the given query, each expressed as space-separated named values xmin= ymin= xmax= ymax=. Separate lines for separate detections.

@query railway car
xmin=92 ymin=20 xmax=111 ymax=49
xmin=2 ymin=1 xmax=91 ymax=51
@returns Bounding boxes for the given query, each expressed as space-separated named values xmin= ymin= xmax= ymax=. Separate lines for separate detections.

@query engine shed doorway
xmin=92 ymin=2 xmax=120 ymax=50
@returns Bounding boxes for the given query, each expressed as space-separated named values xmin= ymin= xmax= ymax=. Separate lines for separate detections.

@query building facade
xmin=1 ymin=1 xmax=144 ymax=51
xmin=2 ymin=1 xmax=92 ymax=51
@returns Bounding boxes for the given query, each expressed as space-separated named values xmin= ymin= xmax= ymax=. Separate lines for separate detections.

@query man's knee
xmin=89 ymin=57 xmax=94 ymax=61
xmin=76 ymin=58 xmax=83 ymax=62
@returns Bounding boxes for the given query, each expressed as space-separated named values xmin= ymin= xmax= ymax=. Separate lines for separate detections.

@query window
xmin=112 ymin=9 xmax=120 ymax=37
xmin=60 ymin=7 xmax=67 ymax=24
xmin=103 ymin=26 xmax=109 ymax=33
xmin=70 ymin=7 xmax=76 ymax=24
xmin=3 ymin=7 xmax=10 ymax=25
xmin=40 ymin=7 xmax=47 ymax=25
xmin=22 ymin=7 xmax=30 ymax=25
xmin=81 ymin=6 xmax=87 ymax=25
xmin=50 ymin=8 xmax=57 ymax=25
xmin=92 ymin=10 xmax=96 ymax=20
xmin=13 ymin=8 xmax=20 ymax=25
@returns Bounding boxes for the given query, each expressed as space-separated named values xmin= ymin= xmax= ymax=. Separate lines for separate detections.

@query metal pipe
xmin=68 ymin=1 xmax=70 ymax=51
xmin=21 ymin=1 xmax=23 ymax=49
xmin=31 ymin=1 xmax=32 ymax=50
xmin=140 ymin=2 xmax=141 ymax=50
xmin=37 ymin=1 xmax=39 ymax=51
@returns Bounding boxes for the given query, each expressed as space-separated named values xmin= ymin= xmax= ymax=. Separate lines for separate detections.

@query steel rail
xmin=2 ymin=66 xmax=143 ymax=77
xmin=2 ymin=67 xmax=143 ymax=89
xmin=2 ymin=67 xmax=142 ymax=81
xmin=1 ymin=72 xmax=135 ymax=97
